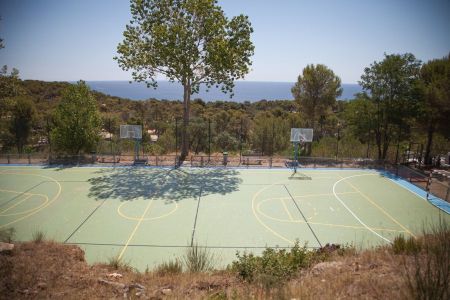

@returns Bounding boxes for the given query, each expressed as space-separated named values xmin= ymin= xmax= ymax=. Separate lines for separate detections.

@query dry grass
xmin=0 ymin=225 xmax=448 ymax=299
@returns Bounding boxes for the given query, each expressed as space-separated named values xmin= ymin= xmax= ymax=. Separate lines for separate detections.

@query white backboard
xmin=290 ymin=128 xmax=313 ymax=143
xmin=120 ymin=125 xmax=142 ymax=139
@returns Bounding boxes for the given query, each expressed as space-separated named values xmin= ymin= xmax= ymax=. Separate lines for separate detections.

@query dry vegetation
xmin=0 ymin=222 xmax=448 ymax=299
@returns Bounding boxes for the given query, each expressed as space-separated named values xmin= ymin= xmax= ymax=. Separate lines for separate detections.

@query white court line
xmin=332 ymin=174 xmax=392 ymax=244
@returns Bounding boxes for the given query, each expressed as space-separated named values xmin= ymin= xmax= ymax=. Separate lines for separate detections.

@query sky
xmin=0 ymin=0 xmax=449 ymax=83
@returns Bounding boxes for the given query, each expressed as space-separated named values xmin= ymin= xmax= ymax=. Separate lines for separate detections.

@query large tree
xmin=291 ymin=64 xmax=342 ymax=135
xmin=115 ymin=0 xmax=254 ymax=163
xmin=51 ymin=81 xmax=101 ymax=155
xmin=359 ymin=53 xmax=421 ymax=159
xmin=10 ymin=96 xmax=36 ymax=153
xmin=418 ymin=54 xmax=450 ymax=164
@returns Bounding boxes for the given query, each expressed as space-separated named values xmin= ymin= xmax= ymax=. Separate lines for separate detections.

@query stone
xmin=0 ymin=242 xmax=14 ymax=254
xmin=161 ymin=288 xmax=172 ymax=295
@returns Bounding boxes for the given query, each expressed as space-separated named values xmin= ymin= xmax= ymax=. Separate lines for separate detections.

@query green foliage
xmin=291 ymin=64 xmax=342 ymax=131
xmin=115 ymin=0 xmax=254 ymax=160
xmin=51 ymin=81 xmax=101 ymax=155
xmin=230 ymin=242 xmax=310 ymax=285
xmin=404 ymin=221 xmax=450 ymax=300
xmin=215 ymin=131 xmax=238 ymax=152
xmin=0 ymin=227 xmax=15 ymax=243
xmin=392 ymin=235 xmax=421 ymax=255
xmin=417 ymin=54 xmax=450 ymax=164
xmin=183 ymin=243 xmax=215 ymax=273
xmin=359 ymin=53 xmax=421 ymax=159
xmin=31 ymin=230 xmax=46 ymax=243
xmin=107 ymin=255 xmax=132 ymax=271
xmin=155 ymin=259 xmax=183 ymax=275
xmin=9 ymin=96 xmax=36 ymax=153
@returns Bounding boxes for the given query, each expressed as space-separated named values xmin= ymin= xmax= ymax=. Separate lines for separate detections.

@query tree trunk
xmin=179 ymin=80 xmax=191 ymax=164
xmin=424 ymin=118 xmax=435 ymax=165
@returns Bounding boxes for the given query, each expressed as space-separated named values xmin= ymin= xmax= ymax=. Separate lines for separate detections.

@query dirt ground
xmin=0 ymin=240 xmax=419 ymax=300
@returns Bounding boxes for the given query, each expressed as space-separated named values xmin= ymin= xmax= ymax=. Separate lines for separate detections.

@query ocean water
xmin=86 ymin=81 xmax=362 ymax=102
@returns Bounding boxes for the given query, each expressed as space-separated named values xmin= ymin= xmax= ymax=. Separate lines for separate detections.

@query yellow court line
xmin=118 ymin=199 xmax=154 ymax=260
xmin=0 ymin=172 xmax=62 ymax=229
xmin=0 ymin=194 xmax=33 ymax=214
xmin=280 ymin=198 xmax=295 ymax=221
xmin=252 ymin=180 xmax=295 ymax=245
xmin=340 ymin=175 xmax=416 ymax=238
xmin=256 ymin=198 xmax=407 ymax=233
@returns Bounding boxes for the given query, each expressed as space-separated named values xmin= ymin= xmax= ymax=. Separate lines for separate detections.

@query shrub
xmin=0 ymin=228 xmax=15 ymax=243
xmin=184 ymin=243 xmax=215 ymax=273
xmin=156 ymin=259 xmax=183 ymax=275
xmin=31 ymin=230 xmax=45 ymax=243
xmin=403 ymin=220 xmax=449 ymax=299
xmin=230 ymin=241 xmax=310 ymax=285
xmin=393 ymin=235 xmax=421 ymax=255
xmin=107 ymin=255 xmax=131 ymax=271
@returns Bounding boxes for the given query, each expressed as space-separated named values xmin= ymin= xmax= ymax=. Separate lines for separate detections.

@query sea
xmin=85 ymin=81 xmax=362 ymax=102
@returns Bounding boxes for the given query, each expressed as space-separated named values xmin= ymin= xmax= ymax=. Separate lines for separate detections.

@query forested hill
xmin=20 ymin=79 xmax=301 ymax=120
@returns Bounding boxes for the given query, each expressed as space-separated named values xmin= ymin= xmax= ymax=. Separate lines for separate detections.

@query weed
xmin=184 ymin=243 xmax=215 ymax=273
xmin=393 ymin=235 xmax=421 ymax=255
xmin=156 ymin=259 xmax=183 ymax=275
xmin=0 ymin=228 xmax=15 ymax=243
xmin=403 ymin=220 xmax=450 ymax=299
xmin=107 ymin=255 xmax=132 ymax=271
xmin=31 ymin=230 xmax=45 ymax=243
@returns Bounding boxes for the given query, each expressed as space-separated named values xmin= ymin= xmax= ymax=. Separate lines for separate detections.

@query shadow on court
xmin=87 ymin=167 xmax=242 ymax=202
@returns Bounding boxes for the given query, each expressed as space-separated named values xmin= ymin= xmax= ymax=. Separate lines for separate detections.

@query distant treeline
xmin=0 ymin=52 xmax=449 ymax=164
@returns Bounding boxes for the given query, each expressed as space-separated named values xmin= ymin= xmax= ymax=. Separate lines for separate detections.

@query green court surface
xmin=0 ymin=165 xmax=448 ymax=271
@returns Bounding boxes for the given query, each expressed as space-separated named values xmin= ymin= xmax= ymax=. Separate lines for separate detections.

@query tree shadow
xmin=88 ymin=167 xmax=242 ymax=202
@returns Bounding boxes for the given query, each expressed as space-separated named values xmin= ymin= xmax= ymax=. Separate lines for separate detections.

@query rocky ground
xmin=0 ymin=238 xmax=431 ymax=299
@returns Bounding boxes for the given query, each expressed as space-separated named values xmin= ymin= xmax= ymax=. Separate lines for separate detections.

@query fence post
xmin=201 ymin=156 xmax=204 ymax=167
xmin=28 ymin=153 xmax=31 ymax=164
xmin=269 ymin=157 xmax=272 ymax=168
xmin=446 ymin=186 xmax=449 ymax=202
xmin=7 ymin=154 xmax=10 ymax=164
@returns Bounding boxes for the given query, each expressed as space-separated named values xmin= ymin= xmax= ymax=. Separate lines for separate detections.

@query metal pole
xmin=208 ymin=119 xmax=211 ymax=162
xmin=336 ymin=124 xmax=340 ymax=160
xmin=239 ymin=119 xmax=243 ymax=164
xmin=175 ymin=118 xmax=178 ymax=166
xmin=271 ymin=120 xmax=275 ymax=157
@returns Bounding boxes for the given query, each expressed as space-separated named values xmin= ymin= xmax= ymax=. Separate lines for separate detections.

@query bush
xmin=107 ymin=255 xmax=132 ymax=271
xmin=156 ymin=259 xmax=183 ymax=275
xmin=31 ymin=230 xmax=45 ymax=243
xmin=184 ymin=243 xmax=215 ymax=273
xmin=403 ymin=220 xmax=449 ymax=299
xmin=393 ymin=235 xmax=421 ymax=255
xmin=0 ymin=228 xmax=15 ymax=243
xmin=230 ymin=241 xmax=310 ymax=285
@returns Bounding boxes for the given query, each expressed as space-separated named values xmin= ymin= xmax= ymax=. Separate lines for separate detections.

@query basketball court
xmin=0 ymin=165 xmax=448 ymax=271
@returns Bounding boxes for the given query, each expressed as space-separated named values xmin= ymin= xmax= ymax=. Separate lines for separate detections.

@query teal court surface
xmin=0 ymin=165 xmax=448 ymax=271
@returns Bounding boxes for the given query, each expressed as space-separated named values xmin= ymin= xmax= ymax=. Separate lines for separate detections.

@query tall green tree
xmin=291 ymin=64 xmax=342 ymax=134
xmin=115 ymin=0 xmax=254 ymax=162
xmin=418 ymin=54 xmax=450 ymax=164
xmin=359 ymin=53 xmax=421 ymax=159
xmin=51 ymin=81 xmax=101 ymax=155
xmin=10 ymin=96 xmax=36 ymax=153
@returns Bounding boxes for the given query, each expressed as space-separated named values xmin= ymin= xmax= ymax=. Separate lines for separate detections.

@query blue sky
xmin=0 ymin=0 xmax=449 ymax=83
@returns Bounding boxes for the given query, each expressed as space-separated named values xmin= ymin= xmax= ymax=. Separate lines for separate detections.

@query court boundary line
xmin=190 ymin=186 xmax=203 ymax=246
xmin=66 ymin=242 xmax=320 ymax=249
xmin=284 ymin=185 xmax=322 ymax=247
xmin=63 ymin=198 xmax=108 ymax=243
xmin=332 ymin=174 xmax=391 ymax=243
xmin=341 ymin=176 xmax=416 ymax=238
